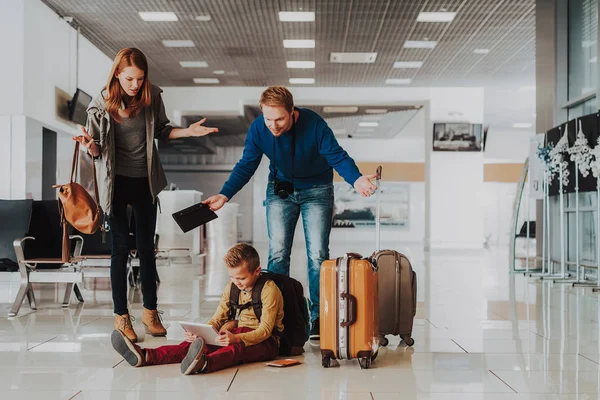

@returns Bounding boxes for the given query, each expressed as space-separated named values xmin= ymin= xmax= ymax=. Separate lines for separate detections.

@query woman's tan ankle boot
xmin=114 ymin=314 xmax=138 ymax=343
xmin=142 ymin=308 xmax=167 ymax=337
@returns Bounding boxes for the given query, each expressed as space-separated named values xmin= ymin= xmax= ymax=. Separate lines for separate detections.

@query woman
xmin=75 ymin=48 xmax=218 ymax=342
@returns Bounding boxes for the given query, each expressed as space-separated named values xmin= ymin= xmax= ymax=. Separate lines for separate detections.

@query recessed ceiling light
xmin=365 ymin=109 xmax=388 ymax=114
xmin=473 ymin=48 xmax=490 ymax=54
xmin=512 ymin=123 xmax=532 ymax=128
xmin=323 ymin=106 xmax=359 ymax=113
xmin=417 ymin=12 xmax=456 ymax=22
xmin=195 ymin=15 xmax=212 ymax=22
xmin=385 ymin=78 xmax=412 ymax=85
xmin=279 ymin=11 xmax=315 ymax=22
xmin=359 ymin=122 xmax=379 ymax=127
xmin=139 ymin=12 xmax=178 ymax=21
xmin=286 ymin=61 xmax=316 ymax=69
xmin=330 ymin=52 xmax=377 ymax=63
xmin=283 ymin=39 xmax=315 ymax=48
xmin=162 ymin=40 xmax=195 ymax=48
xmin=289 ymin=78 xmax=315 ymax=84
xmin=213 ymin=70 xmax=226 ymax=75
xmin=193 ymin=78 xmax=220 ymax=84
xmin=404 ymin=40 xmax=437 ymax=49
xmin=180 ymin=61 xmax=208 ymax=68
xmin=393 ymin=61 xmax=423 ymax=68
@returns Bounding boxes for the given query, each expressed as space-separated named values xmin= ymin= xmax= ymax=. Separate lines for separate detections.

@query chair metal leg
xmin=26 ymin=284 xmax=37 ymax=311
xmin=8 ymin=283 xmax=29 ymax=317
xmin=63 ymin=283 xmax=74 ymax=307
xmin=73 ymin=284 xmax=84 ymax=302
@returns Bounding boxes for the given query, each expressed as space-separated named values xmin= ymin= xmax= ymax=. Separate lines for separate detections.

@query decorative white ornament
xmin=567 ymin=119 xmax=593 ymax=177
xmin=591 ymin=136 xmax=600 ymax=179
xmin=549 ymin=124 xmax=570 ymax=186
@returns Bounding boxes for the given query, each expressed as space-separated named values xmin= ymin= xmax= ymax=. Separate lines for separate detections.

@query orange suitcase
xmin=320 ymin=253 xmax=379 ymax=369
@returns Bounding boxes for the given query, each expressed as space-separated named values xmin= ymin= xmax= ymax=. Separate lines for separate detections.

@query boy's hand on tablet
xmin=216 ymin=330 xmax=240 ymax=346
xmin=184 ymin=331 xmax=198 ymax=343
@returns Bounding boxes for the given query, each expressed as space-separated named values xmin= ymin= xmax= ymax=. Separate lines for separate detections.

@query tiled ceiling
xmin=41 ymin=0 xmax=535 ymax=88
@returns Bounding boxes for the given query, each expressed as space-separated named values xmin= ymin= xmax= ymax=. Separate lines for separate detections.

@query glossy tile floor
xmin=2 ymin=242 xmax=600 ymax=399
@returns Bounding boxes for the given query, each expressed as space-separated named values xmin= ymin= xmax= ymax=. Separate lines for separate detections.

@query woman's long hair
xmin=104 ymin=48 xmax=151 ymax=122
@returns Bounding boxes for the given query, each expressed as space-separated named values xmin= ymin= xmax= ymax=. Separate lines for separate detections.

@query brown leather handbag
xmin=54 ymin=141 xmax=103 ymax=241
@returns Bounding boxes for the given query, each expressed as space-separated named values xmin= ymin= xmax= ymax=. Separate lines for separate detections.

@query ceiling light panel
xmin=279 ymin=12 xmax=315 ymax=22
xmin=404 ymin=40 xmax=437 ymax=49
xmin=323 ymin=106 xmax=359 ymax=113
xmin=283 ymin=40 xmax=315 ymax=48
xmin=139 ymin=12 xmax=178 ymax=21
xmin=330 ymin=52 xmax=377 ymax=63
xmin=180 ymin=61 xmax=208 ymax=68
xmin=359 ymin=122 xmax=379 ymax=127
xmin=193 ymin=78 xmax=220 ymax=84
xmin=417 ymin=12 xmax=456 ymax=22
xmin=195 ymin=15 xmax=212 ymax=22
xmin=393 ymin=61 xmax=423 ymax=68
xmin=286 ymin=61 xmax=316 ymax=68
xmin=162 ymin=40 xmax=195 ymax=48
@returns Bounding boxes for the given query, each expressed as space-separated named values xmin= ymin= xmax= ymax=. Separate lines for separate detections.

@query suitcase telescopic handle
xmin=340 ymin=292 xmax=357 ymax=327
xmin=375 ymin=165 xmax=382 ymax=251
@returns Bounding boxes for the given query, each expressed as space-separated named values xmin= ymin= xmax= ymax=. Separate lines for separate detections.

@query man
xmin=203 ymin=86 xmax=376 ymax=340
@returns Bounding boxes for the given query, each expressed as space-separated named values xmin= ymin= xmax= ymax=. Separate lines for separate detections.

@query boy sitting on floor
xmin=110 ymin=242 xmax=284 ymax=375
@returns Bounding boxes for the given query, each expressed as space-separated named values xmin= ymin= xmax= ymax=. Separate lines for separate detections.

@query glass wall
xmin=568 ymin=0 xmax=598 ymax=100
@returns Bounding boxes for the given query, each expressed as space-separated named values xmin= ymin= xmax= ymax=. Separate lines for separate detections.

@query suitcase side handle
xmin=340 ymin=292 xmax=357 ymax=327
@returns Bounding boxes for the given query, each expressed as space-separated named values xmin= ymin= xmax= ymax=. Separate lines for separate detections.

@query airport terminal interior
xmin=2 ymin=0 xmax=600 ymax=398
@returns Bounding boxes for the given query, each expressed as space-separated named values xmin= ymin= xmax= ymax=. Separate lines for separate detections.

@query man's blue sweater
xmin=219 ymin=108 xmax=362 ymax=200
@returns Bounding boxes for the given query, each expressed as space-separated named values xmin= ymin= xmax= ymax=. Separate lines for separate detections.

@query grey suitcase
xmin=370 ymin=166 xmax=417 ymax=347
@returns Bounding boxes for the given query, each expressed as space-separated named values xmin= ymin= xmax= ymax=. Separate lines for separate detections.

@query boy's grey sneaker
xmin=111 ymin=329 xmax=144 ymax=367
xmin=309 ymin=318 xmax=320 ymax=340
xmin=181 ymin=338 xmax=207 ymax=375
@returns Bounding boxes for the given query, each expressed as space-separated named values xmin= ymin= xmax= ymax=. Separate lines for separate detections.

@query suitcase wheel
xmin=380 ymin=336 xmax=389 ymax=347
xmin=402 ymin=336 xmax=415 ymax=347
xmin=358 ymin=357 xmax=371 ymax=369
xmin=322 ymin=357 xmax=332 ymax=368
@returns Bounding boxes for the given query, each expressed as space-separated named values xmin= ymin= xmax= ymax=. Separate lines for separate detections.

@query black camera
xmin=274 ymin=180 xmax=294 ymax=199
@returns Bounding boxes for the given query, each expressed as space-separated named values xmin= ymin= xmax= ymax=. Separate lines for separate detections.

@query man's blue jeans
xmin=266 ymin=182 xmax=334 ymax=323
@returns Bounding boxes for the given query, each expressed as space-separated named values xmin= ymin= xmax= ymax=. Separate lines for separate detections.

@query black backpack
xmin=228 ymin=271 xmax=309 ymax=356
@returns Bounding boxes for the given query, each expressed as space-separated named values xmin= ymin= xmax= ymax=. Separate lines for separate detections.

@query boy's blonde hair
xmin=259 ymin=86 xmax=294 ymax=113
xmin=224 ymin=243 xmax=260 ymax=272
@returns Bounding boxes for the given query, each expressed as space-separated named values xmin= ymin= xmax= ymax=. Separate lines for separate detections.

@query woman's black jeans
xmin=109 ymin=175 xmax=158 ymax=315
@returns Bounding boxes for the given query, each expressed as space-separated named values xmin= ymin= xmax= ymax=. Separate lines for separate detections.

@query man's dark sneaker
xmin=309 ymin=318 xmax=320 ymax=340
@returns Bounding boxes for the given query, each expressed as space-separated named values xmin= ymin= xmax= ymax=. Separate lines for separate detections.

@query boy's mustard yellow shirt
xmin=207 ymin=280 xmax=284 ymax=347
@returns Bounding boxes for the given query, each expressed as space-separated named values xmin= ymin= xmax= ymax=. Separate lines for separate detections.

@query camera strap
xmin=272 ymin=111 xmax=296 ymax=185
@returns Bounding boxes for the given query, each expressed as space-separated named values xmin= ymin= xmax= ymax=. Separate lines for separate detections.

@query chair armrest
xmin=70 ymin=235 xmax=84 ymax=257
xmin=13 ymin=236 xmax=35 ymax=263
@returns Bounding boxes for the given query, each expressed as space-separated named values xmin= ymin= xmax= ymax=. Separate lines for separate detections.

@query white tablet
xmin=178 ymin=321 xmax=223 ymax=346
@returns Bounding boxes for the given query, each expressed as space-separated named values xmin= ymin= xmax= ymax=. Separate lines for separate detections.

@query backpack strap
xmin=228 ymin=283 xmax=241 ymax=320
xmin=250 ymin=274 xmax=270 ymax=322
xmin=227 ymin=274 xmax=270 ymax=322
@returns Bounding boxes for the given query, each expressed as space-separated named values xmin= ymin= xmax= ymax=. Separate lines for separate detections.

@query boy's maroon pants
xmin=144 ymin=327 xmax=278 ymax=373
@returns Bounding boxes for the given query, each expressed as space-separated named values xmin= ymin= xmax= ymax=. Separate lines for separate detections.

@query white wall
xmin=0 ymin=0 xmax=112 ymax=200
xmin=427 ymin=88 xmax=485 ymax=248
xmin=0 ymin=0 xmax=25 ymax=116
xmin=22 ymin=0 xmax=112 ymax=133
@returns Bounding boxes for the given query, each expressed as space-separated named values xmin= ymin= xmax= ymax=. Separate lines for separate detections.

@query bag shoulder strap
xmin=70 ymin=141 xmax=101 ymax=207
